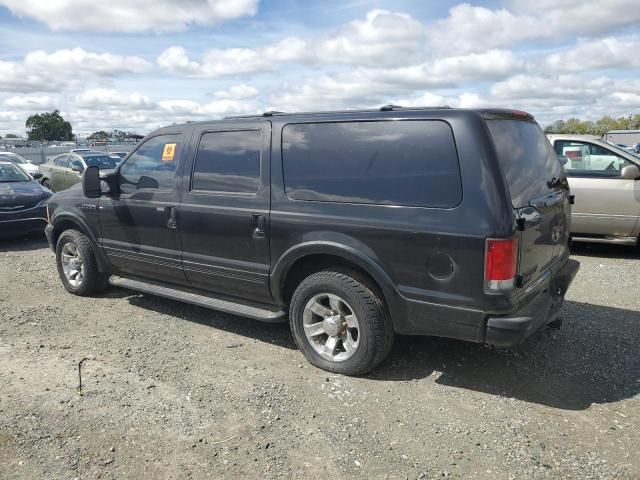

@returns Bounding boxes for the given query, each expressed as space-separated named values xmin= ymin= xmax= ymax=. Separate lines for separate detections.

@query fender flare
xmin=51 ymin=213 xmax=110 ymax=272
xmin=270 ymin=241 xmax=403 ymax=317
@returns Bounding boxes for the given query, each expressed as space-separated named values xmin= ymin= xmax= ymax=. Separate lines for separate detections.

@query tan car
xmin=39 ymin=152 xmax=118 ymax=192
xmin=547 ymin=134 xmax=640 ymax=245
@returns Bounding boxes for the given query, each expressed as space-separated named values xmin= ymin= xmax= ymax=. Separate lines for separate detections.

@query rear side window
xmin=486 ymin=120 xmax=563 ymax=208
xmin=281 ymin=120 xmax=462 ymax=208
xmin=191 ymin=130 xmax=261 ymax=194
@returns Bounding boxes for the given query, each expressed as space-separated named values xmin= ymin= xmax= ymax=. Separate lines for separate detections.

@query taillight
xmin=485 ymin=238 xmax=518 ymax=292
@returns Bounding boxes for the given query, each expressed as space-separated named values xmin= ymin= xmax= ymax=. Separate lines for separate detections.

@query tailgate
xmin=485 ymin=117 xmax=571 ymax=290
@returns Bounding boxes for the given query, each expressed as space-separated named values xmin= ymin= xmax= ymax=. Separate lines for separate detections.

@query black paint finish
xmin=45 ymin=107 xmax=576 ymax=345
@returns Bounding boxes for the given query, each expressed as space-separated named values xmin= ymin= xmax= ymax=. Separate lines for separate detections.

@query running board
xmin=109 ymin=276 xmax=287 ymax=323
xmin=572 ymin=235 xmax=638 ymax=246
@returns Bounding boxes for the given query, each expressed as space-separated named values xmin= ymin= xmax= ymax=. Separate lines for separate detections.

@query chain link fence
xmin=2 ymin=144 xmax=134 ymax=165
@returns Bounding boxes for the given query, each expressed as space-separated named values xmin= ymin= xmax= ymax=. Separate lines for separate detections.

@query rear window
xmin=486 ymin=119 xmax=563 ymax=208
xmin=281 ymin=120 xmax=462 ymax=208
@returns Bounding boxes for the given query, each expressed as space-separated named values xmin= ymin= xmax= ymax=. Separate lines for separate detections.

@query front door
xmin=179 ymin=123 xmax=272 ymax=303
xmin=553 ymin=140 xmax=640 ymax=236
xmin=99 ymin=131 xmax=190 ymax=286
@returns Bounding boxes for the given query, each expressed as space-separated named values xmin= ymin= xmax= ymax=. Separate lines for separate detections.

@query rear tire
xmin=56 ymin=229 xmax=109 ymax=296
xmin=290 ymin=270 xmax=394 ymax=375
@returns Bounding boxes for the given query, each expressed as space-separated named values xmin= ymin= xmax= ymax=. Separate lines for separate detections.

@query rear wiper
xmin=547 ymin=177 xmax=569 ymax=190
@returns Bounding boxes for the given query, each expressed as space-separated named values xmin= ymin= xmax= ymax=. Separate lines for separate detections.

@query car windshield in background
xmin=486 ymin=119 xmax=563 ymax=208
xmin=83 ymin=155 xmax=118 ymax=169
xmin=0 ymin=162 xmax=30 ymax=182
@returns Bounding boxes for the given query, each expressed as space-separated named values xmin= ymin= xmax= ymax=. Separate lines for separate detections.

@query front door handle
xmin=252 ymin=213 xmax=266 ymax=238
xmin=165 ymin=206 xmax=177 ymax=229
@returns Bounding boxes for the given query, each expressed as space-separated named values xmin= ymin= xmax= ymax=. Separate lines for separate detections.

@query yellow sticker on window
xmin=162 ymin=143 xmax=177 ymax=161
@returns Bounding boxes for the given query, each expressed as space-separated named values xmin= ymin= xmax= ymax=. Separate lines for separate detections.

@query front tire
xmin=290 ymin=270 xmax=394 ymax=375
xmin=42 ymin=178 xmax=52 ymax=191
xmin=55 ymin=229 xmax=109 ymax=296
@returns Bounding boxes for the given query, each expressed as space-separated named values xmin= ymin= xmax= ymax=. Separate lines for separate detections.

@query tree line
xmin=543 ymin=114 xmax=640 ymax=136
xmin=3 ymin=110 xmax=138 ymax=142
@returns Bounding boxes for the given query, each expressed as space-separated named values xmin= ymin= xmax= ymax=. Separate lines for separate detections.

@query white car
xmin=0 ymin=152 xmax=39 ymax=176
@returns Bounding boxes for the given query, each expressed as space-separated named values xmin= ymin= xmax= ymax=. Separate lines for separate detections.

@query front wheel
xmin=55 ymin=229 xmax=109 ymax=296
xmin=41 ymin=178 xmax=52 ymax=191
xmin=290 ymin=270 xmax=394 ymax=375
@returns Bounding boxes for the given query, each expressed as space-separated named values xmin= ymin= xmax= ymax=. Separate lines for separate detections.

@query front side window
xmin=191 ymin=130 xmax=262 ymax=194
xmin=119 ymin=134 xmax=182 ymax=194
xmin=554 ymin=141 xmax=635 ymax=178
xmin=281 ymin=120 xmax=462 ymax=208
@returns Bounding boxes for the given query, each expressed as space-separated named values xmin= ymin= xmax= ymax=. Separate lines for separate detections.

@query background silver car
xmin=548 ymin=134 xmax=640 ymax=245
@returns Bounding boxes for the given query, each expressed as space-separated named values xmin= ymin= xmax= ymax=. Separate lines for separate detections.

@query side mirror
xmin=32 ymin=172 xmax=43 ymax=180
xmin=82 ymin=165 xmax=102 ymax=198
xmin=71 ymin=163 xmax=84 ymax=173
xmin=621 ymin=164 xmax=640 ymax=180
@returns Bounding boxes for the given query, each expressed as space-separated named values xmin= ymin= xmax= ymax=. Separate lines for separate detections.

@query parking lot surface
xmin=0 ymin=236 xmax=638 ymax=479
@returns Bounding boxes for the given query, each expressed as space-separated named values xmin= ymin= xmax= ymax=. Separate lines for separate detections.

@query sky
xmin=0 ymin=0 xmax=639 ymax=137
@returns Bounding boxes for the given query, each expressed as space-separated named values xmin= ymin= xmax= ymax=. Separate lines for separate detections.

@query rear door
xmin=51 ymin=155 xmax=70 ymax=192
xmin=486 ymin=118 xmax=570 ymax=290
xmin=552 ymin=139 xmax=640 ymax=237
xmin=179 ymin=122 xmax=272 ymax=303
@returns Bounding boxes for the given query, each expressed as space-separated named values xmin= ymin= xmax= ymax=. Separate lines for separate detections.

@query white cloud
xmin=213 ymin=85 xmax=259 ymax=99
xmin=0 ymin=0 xmax=259 ymax=32
xmin=543 ymin=37 xmax=640 ymax=72
xmin=317 ymin=9 xmax=426 ymax=67
xmin=158 ymin=38 xmax=307 ymax=77
xmin=0 ymin=48 xmax=151 ymax=94
xmin=3 ymin=95 xmax=55 ymax=110
xmin=269 ymin=50 xmax=524 ymax=111
xmin=158 ymin=10 xmax=428 ymax=76
xmin=428 ymin=1 xmax=640 ymax=54
xmin=75 ymin=89 xmax=155 ymax=110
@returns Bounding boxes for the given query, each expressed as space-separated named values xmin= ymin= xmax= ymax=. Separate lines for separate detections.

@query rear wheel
xmin=290 ymin=270 xmax=393 ymax=375
xmin=56 ymin=229 xmax=109 ymax=296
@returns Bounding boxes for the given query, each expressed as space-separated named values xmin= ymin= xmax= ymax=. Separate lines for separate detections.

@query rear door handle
xmin=165 ymin=206 xmax=177 ymax=229
xmin=252 ymin=213 xmax=266 ymax=238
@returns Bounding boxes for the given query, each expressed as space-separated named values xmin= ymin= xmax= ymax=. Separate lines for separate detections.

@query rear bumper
xmin=484 ymin=259 xmax=579 ymax=347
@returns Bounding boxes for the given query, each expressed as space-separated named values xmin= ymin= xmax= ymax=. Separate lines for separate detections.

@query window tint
xmin=83 ymin=155 xmax=118 ymax=170
xmin=281 ymin=121 xmax=462 ymax=208
xmin=191 ymin=130 xmax=261 ymax=193
xmin=486 ymin=120 xmax=563 ymax=208
xmin=55 ymin=155 xmax=70 ymax=168
xmin=120 ymin=134 xmax=182 ymax=194
xmin=554 ymin=141 xmax=635 ymax=178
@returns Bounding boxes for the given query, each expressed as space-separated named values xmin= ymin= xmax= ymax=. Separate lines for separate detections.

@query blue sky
xmin=0 ymin=0 xmax=638 ymax=136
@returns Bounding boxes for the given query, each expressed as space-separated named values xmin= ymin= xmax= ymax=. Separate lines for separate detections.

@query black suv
xmin=45 ymin=107 xmax=579 ymax=375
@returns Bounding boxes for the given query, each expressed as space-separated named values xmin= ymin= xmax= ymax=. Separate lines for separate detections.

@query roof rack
xmin=224 ymin=105 xmax=452 ymax=120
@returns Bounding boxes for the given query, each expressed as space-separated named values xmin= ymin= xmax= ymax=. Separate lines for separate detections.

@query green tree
xmin=25 ymin=110 xmax=73 ymax=141
xmin=88 ymin=130 xmax=110 ymax=141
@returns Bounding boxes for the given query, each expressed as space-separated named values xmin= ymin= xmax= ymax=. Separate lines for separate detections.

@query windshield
xmin=83 ymin=155 xmax=118 ymax=169
xmin=0 ymin=162 xmax=31 ymax=182
xmin=0 ymin=153 xmax=27 ymax=164
xmin=486 ymin=119 xmax=565 ymax=208
xmin=604 ymin=141 xmax=640 ymax=160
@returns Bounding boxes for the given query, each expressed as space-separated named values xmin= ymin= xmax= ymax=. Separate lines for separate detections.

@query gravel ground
xmin=0 ymin=235 xmax=638 ymax=479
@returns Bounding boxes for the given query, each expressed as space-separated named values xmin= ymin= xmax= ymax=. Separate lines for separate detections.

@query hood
xmin=0 ymin=180 xmax=50 ymax=208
